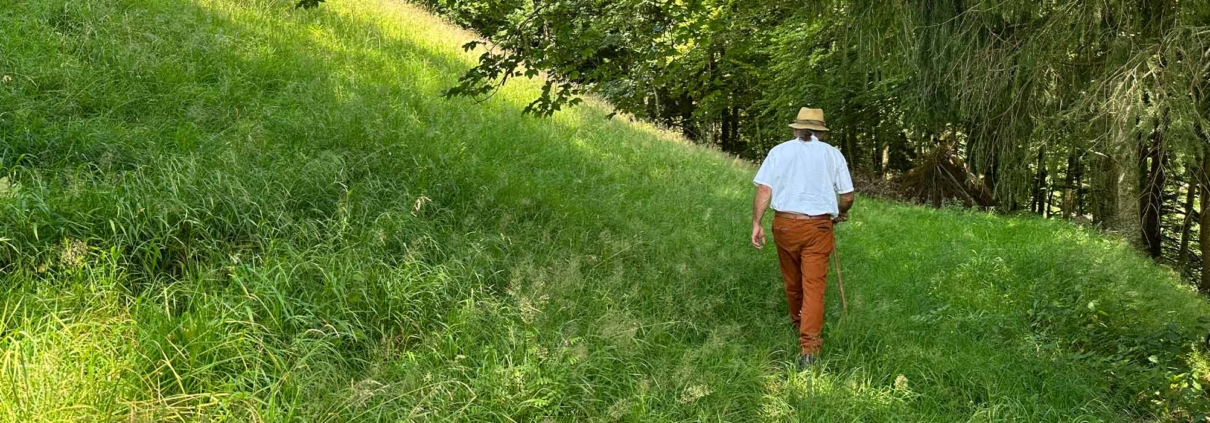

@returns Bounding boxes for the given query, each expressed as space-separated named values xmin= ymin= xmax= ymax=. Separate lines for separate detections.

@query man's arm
xmin=832 ymin=147 xmax=856 ymax=223
xmin=835 ymin=192 xmax=855 ymax=223
xmin=752 ymin=184 xmax=772 ymax=249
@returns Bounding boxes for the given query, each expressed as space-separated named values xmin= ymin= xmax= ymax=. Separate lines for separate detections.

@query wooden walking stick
xmin=833 ymin=242 xmax=847 ymax=315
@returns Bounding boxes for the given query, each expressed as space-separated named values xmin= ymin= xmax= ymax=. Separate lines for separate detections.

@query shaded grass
xmin=1 ymin=0 xmax=1209 ymax=421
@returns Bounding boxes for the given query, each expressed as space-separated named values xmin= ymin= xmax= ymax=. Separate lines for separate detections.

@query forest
xmin=416 ymin=0 xmax=1210 ymax=289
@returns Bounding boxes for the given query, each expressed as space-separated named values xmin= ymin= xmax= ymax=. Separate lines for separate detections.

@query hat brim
xmin=788 ymin=123 xmax=829 ymax=131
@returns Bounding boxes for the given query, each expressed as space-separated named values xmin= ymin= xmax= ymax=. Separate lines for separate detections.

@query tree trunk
xmin=1139 ymin=127 xmax=1166 ymax=260
xmin=1194 ymin=46 xmax=1210 ymax=291
xmin=1032 ymin=146 xmax=1047 ymax=213
xmin=1199 ymin=151 xmax=1210 ymax=293
xmin=1045 ymin=186 xmax=1054 ymax=218
xmin=843 ymin=128 xmax=857 ymax=171
xmin=881 ymin=144 xmax=890 ymax=179
xmin=1062 ymin=152 xmax=1077 ymax=219
xmin=720 ymin=106 xmax=741 ymax=154
xmin=1093 ymin=153 xmax=1119 ymax=226
xmin=1074 ymin=153 xmax=1084 ymax=216
xmin=1177 ymin=172 xmax=1196 ymax=272
xmin=732 ymin=107 xmax=741 ymax=152
xmin=985 ymin=151 xmax=1000 ymax=200
xmin=1106 ymin=157 xmax=1120 ymax=225
xmin=716 ymin=105 xmax=740 ymax=155
xmin=873 ymin=136 xmax=889 ymax=179
xmin=720 ymin=113 xmax=731 ymax=152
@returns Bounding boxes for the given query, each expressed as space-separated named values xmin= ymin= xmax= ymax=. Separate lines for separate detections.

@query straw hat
xmin=788 ymin=107 xmax=828 ymax=131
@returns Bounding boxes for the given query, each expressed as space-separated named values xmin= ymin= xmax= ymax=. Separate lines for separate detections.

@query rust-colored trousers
xmin=772 ymin=216 xmax=834 ymax=354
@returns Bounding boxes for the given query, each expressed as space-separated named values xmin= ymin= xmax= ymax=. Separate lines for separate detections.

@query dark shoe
xmin=797 ymin=354 xmax=816 ymax=370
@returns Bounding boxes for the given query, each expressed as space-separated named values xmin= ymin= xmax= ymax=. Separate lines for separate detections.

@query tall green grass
xmin=1 ymin=0 xmax=1208 ymax=421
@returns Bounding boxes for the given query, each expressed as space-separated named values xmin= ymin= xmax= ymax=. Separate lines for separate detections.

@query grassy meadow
xmin=2 ymin=0 xmax=1210 ymax=421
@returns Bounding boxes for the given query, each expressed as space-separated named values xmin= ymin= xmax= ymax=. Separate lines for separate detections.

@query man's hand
xmin=751 ymin=224 xmax=766 ymax=250
xmin=833 ymin=212 xmax=849 ymax=224
xmin=752 ymin=184 xmax=772 ymax=250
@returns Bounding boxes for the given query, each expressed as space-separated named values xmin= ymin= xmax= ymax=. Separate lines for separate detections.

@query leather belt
xmin=774 ymin=211 xmax=832 ymax=221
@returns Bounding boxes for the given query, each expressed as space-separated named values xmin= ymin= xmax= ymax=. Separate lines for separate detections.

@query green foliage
xmin=416 ymin=0 xmax=800 ymax=144
xmin=2 ymin=0 xmax=1210 ymax=421
xmin=423 ymin=0 xmax=1210 ymax=185
xmin=430 ymin=0 xmax=706 ymax=118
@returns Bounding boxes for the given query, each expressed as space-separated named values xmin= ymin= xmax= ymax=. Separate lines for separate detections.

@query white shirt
xmin=753 ymin=136 xmax=854 ymax=217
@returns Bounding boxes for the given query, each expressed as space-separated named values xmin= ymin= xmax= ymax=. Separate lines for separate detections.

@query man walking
xmin=750 ymin=107 xmax=855 ymax=369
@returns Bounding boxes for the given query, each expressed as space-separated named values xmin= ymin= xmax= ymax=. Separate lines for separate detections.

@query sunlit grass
xmin=1 ymin=0 xmax=1209 ymax=421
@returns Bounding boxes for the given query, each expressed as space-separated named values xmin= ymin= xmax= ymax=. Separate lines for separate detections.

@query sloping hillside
xmin=1 ymin=0 xmax=1208 ymax=421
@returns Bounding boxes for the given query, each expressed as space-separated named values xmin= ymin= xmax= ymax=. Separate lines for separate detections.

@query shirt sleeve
xmin=833 ymin=150 xmax=855 ymax=194
xmin=753 ymin=152 xmax=776 ymax=187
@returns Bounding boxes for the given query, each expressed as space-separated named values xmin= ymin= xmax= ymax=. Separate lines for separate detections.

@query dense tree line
xmin=411 ymin=0 xmax=1210 ymax=289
